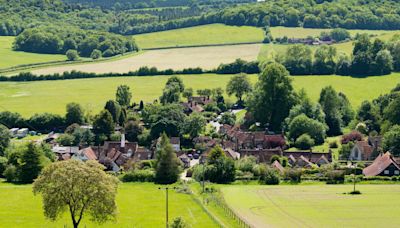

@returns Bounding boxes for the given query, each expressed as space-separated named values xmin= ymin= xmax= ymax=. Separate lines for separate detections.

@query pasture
xmin=0 ymin=36 xmax=66 ymax=69
xmin=222 ymin=184 xmax=400 ymax=228
xmin=29 ymin=44 xmax=262 ymax=75
xmin=1 ymin=73 xmax=399 ymax=117
xmin=134 ymin=24 xmax=264 ymax=49
xmin=0 ymin=181 xmax=217 ymax=228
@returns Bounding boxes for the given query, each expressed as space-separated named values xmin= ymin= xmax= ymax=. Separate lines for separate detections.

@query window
xmin=384 ymin=170 xmax=389 ymax=175
xmin=395 ymin=170 xmax=400 ymax=175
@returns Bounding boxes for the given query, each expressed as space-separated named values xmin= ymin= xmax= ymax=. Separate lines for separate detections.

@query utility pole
xmin=159 ymin=187 xmax=177 ymax=228
xmin=200 ymin=159 xmax=205 ymax=193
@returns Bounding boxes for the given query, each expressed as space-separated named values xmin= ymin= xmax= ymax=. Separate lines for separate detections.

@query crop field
xmin=29 ymin=44 xmax=262 ymax=75
xmin=1 ymin=73 xmax=399 ymax=117
xmin=0 ymin=181 xmax=217 ymax=228
xmin=222 ymin=184 xmax=400 ymax=228
xmin=0 ymin=36 xmax=66 ymax=69
xmin=269 ymin=26 xmax=398 ymax=38
xmin=134 ymin=24 xmax=264 ymax=49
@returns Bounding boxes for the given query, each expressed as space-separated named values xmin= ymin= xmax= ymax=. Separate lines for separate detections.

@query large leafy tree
xmin=154 ymin=133 xmax=181 ymax=184
xmin=284 ymin=45 xmax=312 ymax=75
xmin=160 ymin=83 xmax=181 ymax=104
xmin=143 ymin=104 xmax=186 ymax=138
xmin=19 ymin=142 xmax=43 ymax=183
xmin=248 ymin=63 xmax=298 ymax=132
xmin=116 ymin=85 xmax=132 ymax=107
xmin=166 ymin=76 xmax=185 ymax=93
xmin=184 ymin=113 xmax=206 ymax=139
xmin=66 ymin=102 xmax=85 ymax=125
xmin=0 ymin=124 xmax=10 ymax=156
xmin=104 ymin=100 xmax=121 ymax=124
xmin=33 ymin=160 xmax=119 ymax=228
xmin=382 ymin=125 xmax=400 ymax=156
xmin=92 ymin=110 xmax=114 ymax=139
xmin=226 ymin=73 xmax=252 ymax=103
xmin=319 ymin=86 xmax=342 ymax=136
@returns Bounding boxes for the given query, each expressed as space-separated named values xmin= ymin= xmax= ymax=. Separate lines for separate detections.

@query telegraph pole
xmin=159 ymin=186 xmax=177 ymax=228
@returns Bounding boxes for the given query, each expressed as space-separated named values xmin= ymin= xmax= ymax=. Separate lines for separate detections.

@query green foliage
xmin=154 ymin=134 xmax=181 ymax=184
xmin=0 ymin=124 xmax=11 ymax=156
xmin=120 ymin=169 xmax=155 ymax=182
xmin=116 ymin=85 xmax=132 ymax=107
xmin=283 ymin=168 xmax=302 ymax=183
xmin=248 ymin=63 xmax=297 ymax=131
xmin=104 ymin=100 xmax=122 ymax=124
xmin=66 ymin=102 xmax=85 ymax=125
xmin=56 ymin=134 xmax=75 ymax=146
xmin=382 ymin=125 xmax=400 ymax=156
xmin=33 ymin=160 xmax=119 ymax=228
xmin=125 ymin=120 xmax=143 ymax=142
xmin=3 ymin=164 xmax=17 ymax=182
xmin=90 ymin=49 xmax=102 ymax=60
xmin=183 ymin=113 xmax=206 ymax=139
xmin=284 ymin=45 xmax=312 ymax=75
xmin=330 ymin=28 xmax=351 ymax=42
xmin=319 ymin=86 xmax=342 ymax=136
xmin=259 ymin=167 xmax=280 ymax=185
xmin=295 ymin=134 xmax=315 ymax=150
xmin=226 ymin=73 xmax=252 ymax=102
xmin=236 ymin=156 xmax=257 ymax=173
xmin=288 ymin=114 xmax=326 ymax=144
xmin=18 ymin=143 xmax=44 ymax=183
xmin=66 ymin=49 xmax=79 ymax=61
xmin=170 ymin=217 xmax=190 ymax=228
xmin=160 ymin=82 xmax=181 ymax=104
xmin=220 ymin=112 xmax=236 ymax=125
xmin=166 ymin=76 xmax=185 ymax=93
xmin=93 ymin=110 xmax=114 ymax=138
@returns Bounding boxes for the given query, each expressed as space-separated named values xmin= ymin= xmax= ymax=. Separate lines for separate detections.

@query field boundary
xmin=141 ymin=41 xmax=263 ymax=50
xmin=191 ymin=194 xmax=225 ymax=228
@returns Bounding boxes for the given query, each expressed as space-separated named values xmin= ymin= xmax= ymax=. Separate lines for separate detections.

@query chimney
xmin=121 ymin=133 xmax=126 ymax=149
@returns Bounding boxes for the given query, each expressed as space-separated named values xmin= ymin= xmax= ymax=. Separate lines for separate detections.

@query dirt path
xmin=31 ymin=44 xmax=262 ymax=75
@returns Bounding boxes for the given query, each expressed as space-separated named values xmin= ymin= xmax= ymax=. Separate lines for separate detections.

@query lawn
xmin=1 ymin=73 xmax=400 ymax=117
xmin=134 ymin=24 xmax=264 ymax=49
xmin=0 ymin=36 xmax=66 ymax=69
xmin=0 ymin=181 xmax=218 ymax=227
xmin=222 ymin=184 xmax=400 ymax=228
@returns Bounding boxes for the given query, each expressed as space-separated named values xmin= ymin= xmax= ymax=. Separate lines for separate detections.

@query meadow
xmin=1 ymin=73 xmax=399 ymax=117
xmin=29 ymin=44 xmax=262 ymax=75
xmin=222 ymin=184 xmax=400 ymax=227
xmin=0 ymin=181 xmax=217 ymax=227
xmin=0 ymin=36 xmax=66 ymax=69
xmin=133 ymin=24 xmax=264 ymax=49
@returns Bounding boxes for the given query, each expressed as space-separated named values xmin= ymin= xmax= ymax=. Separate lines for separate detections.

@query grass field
xmin=0 ymin=181 xmax=217 ymax=227
xmin=222 ymin=184 xmax=400 ymax=228
xmin=134 ymin=24 xmax=264 ymax=49
xmin=29 ymin=44 xmax=262 ymax=75
xmin=269 ymin=26 xmax=398 ymax=38
xmin=1 ymin=73 xmax=399 ymax=117
xmin=0 ymin=37 xmax=66 ymax=69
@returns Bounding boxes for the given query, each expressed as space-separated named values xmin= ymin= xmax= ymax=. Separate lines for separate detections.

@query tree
xmin=170 ymin=217 xmax=189 ymax=228
xmin=226 ymin=73 xmax=252 ymax=103
xmin=33 ymin=160 xmax=119 ymax=228
xmin=248 ymin=63 xmax=297 ymax=132
xmin=92 ymin=110 xmax=114 ymax=138
xmin=116 ymin=85 xmax=132 ymax=106
xmin=336 ymin=54 xmax=351 ymax=75
xmin=200 ymin=146 xmax=236 ymax=184
xmin=182 ymin=88 xmax=193 ymax=100
xmin=196 ymin=89 xmax=212 ymax=97
xmin=384 ymin=96 xmax=400 ymax=125
xmin=56 ymin=134 xmax=75 ymax=146
xmin=288 ymin=114 xmax=327 ymax=144
xmin=295 ymin=134 xmax=315 ymax=150
xmin=19 ymin=142 xmax=43 ymax=183
xmin=357 ymin=100 xmax=380 ymax=132
xmin=374 ymin=49 xmax=393 ymax=75
xmin=184 ymin=113 xmax=206 ymax=139
xmin=319 ymin=86 xmax=342 ymax=136
xmin=382 ymin=125 xmax=400 ymax=156
xmin=104 ymin=100 xmax=121 ymax=124
xmin=313 ymin=45 xmax=337 ymax=75
xmin=166 ymin=76 xmax=185 ymax=93
xmin=66 ymin=49 xmax=79 ymax=61
xmin=154 ymin=134 xmax=181 ymax=184
xmin=124 ymin=120 xmax=143 ymax=142
xmin=338 ymin=92 xmax=354 ymax=126
xmin=90 ymin=49 xmax=102 ymax=59
xmin=0 ymin=124 xmax=10 ymax=156
xmin=66 ymin=103 xmax=84 ymax=125
xmin=220 ymin=112 xmax=236 ymax=125
xmin=330 ymin=28 xmax=350 ymax=42
xmin=160 ymin=83 xmax=181 ymax=104
xmin=284 ymin=45 xmax=312 ymax=75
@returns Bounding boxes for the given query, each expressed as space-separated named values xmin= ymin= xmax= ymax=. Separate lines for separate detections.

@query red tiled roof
xmin=355 ymin=141 xmax=373 ymax=160
xmin=81 ymin=147 xmax=97 ymax=160
xmin=363 ymin=152 xmax=400 ymax=176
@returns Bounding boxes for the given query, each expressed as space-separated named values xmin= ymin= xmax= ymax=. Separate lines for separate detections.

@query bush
xmin=3 ymin=165 xmax=17 ymax=182
xmin=295 ymin=134 xmax=315 ymax=150
xmin=120 ymin=169 xmax=155 ymax=182
xmin=90 ymin=49 xmax=102 ymax=59
xmin=270 ymin=155 xmax=281 ymax=164
xmin=0 ymin=156 xmax=8 ymax=177
xmin=341 ymin=131 xmax=363 ymax=144
xmin=283 ymin=169 xmax=302 ymax=183
xmin=66 ymin=49 xmax=79 ymax=61
xmin=170 ymin=217 xmax=189 ymax=228
xmin=325 ymin=170 xmax=345 ymax=184
xmin=259 ymin=167 xmax=280 ymax=185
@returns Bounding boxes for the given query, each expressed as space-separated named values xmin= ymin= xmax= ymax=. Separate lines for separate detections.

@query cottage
xmin=72 ymin=147 xmax=97 ymax=162
xmin=52 ymin=145 xmax=79 ymax=160
xmin=9 ymin=128 xmax=19 ymax=137
xmin=349 ymin=141 xmax=373 ymax=161
xmin=295 ymin=155 xmax=314 ymax=168
xmin=363 ymin=152 xmax=400 ymax=176
xmin=132 ymin=147 xmax=153 ymax=161
xmin=181 ymin=101 xmax=204 ymax=114
xmin=272 ymin=160 xmax=285 ymax=174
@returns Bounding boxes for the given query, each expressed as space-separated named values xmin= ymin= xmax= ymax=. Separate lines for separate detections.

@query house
xmin=52 ymin=145 xmax=79 ymax=161
xmin=170 ymin=137 xmax=181 ymax=152
xmin=349 ymin=141 xmax=373 ymax=161
xmin=363 ymin=152 xmax=400 ymax=176
xmin=72 ymin=147 xmax=97 ymax=162
xmin=9 ymin=128 xmax=19 ymax=137
xmin=181 ymin=101 xmax=204 ymax=114
xmin=272 ymin=160 xmax=285 ymax=174
xmin=239 ymin=148 xmax=282 ymax=163
xmin=189 ymin=96 xmax=213 ymax=106
xmin=224 ymin=148 xmax=240 ymax=160
xmin=295 ymin=156 xmax=314 ymax=168
xmin=132 ymin=147 xmax=153 ymax=161
xmin=283 ymin=151 xmax=333 ymax=164
xmin=16 ymin=128 xmax=29 ymax=138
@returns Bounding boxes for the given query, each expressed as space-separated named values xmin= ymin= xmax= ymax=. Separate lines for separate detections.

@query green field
xmin=222 ymin=184 xmax=400 ymax=227
xmin=1 ymin=73 xmax=399 ymax=117
xmin=0 ymin=36 xmax=66 ymax=69
xmin=269 ymin=26 xmax=398 ymax=38
xmin=0 ymin=181 xmax=217 ymax=227
xmin=134 ymin=24 xmax=264 ymax=49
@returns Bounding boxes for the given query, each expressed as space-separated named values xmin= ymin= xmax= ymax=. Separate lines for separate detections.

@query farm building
xmin=363 ymin=152 xmax=400 ymax=176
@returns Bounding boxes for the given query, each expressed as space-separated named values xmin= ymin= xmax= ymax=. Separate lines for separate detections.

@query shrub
xmin=259 ymin=167 xmax=280 ymax=185
xmin=295 ymin=134 xmax=315 ymax=150
xmin=283 ymin=169 xmax=302 ymax=183
xmin=170 ymin=217 xmax=189 ymax=228
xmin=325 ymin=170 xmax=345 ymax=184
xmin=281 ymin=156 xmax=288 ymax=167
xmin=66 ymin=49 xmax=79 ymax=61
xmin=341 ymin=131 xmax=363 ymax=144
xmin=90 ymin=49 xmax=102 ymax=59
xmin=270 ymin=155 xmax=281 ymax=164
xmin=3 ymin=165 xmax=17 ymax=182
xmin=120 ymin=169 xmax=155 ymax=182
xmin=0 ymin=156 xmax=8 ymax=176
